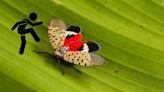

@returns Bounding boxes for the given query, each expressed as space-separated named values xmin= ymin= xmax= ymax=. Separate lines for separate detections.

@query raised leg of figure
xmin=19 ymin=36 xmax=26 ymax=54
xmin=25 ymin=28 xmax=40 ymax=42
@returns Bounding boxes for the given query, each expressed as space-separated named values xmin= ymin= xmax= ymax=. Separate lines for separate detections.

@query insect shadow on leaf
xmin=34 ymin=50 xmax=82 ymax=75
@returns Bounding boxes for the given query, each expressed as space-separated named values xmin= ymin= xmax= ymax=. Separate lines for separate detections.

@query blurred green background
xmin=0 ymin=0 xmax=164 ymax=92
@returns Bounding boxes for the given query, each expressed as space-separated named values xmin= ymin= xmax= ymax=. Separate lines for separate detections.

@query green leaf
xmin=0 ymin=0 xmax=164 ymax=92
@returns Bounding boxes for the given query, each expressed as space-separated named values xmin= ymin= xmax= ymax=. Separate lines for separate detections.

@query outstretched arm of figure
xmin=11 ymin=21 xmax=26 ymax=31
xmin=34 ymin=21 xmax=43 ymax=26
xmin=24 ymin=19 xmax=42 ymax=26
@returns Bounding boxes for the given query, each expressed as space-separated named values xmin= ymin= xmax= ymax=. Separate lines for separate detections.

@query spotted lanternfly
xmin=48 ymin=19 xmax=105 ymax=67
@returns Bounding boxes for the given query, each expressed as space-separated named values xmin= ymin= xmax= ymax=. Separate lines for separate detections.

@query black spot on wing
xmin=87 ymin=41 xmax=100 ymax=52
xmin=67 ymin=25 xmax=81 ymax=33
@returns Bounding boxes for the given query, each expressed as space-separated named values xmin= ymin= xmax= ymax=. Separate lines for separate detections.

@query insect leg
xmin=57 ymin=59 xmax=64 ymax=75
xmin=72 ymin=67 xmax=82 ymax=73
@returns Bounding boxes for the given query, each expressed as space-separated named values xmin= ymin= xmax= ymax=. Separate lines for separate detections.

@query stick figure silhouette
xmin=11 ymin=12 xmax=43 ymax=55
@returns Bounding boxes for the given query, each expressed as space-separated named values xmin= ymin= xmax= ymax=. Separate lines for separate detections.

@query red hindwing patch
xmin=62 ymin=34 xmax=86 ymax=51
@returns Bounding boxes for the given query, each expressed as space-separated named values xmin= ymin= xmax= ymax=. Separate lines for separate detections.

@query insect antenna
xmin=72 ymin=67 xmax=82 ymax=73
xmin=34 ymin=50 xmax=54 ymax=56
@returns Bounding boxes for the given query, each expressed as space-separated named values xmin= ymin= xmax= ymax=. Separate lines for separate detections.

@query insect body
xmin=48 ymin=19 xmax=105 ymax=66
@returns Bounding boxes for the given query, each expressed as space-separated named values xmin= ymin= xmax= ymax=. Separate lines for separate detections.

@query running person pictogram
xmin=11 ymin=12 xmax=43 ymax=54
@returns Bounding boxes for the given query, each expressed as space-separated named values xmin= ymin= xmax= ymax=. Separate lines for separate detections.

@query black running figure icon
xmin=11 ymin=12 xmax=43 ymax=55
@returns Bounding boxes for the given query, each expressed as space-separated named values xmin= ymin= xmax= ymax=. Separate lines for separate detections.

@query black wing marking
xmin=87 ymin=41 xmax=100 ymax=52
xmin=77 ymin=45 xmax=84 ymax=51
xmin=65 ymin=25 xmax=81 ymax=39
xmin=67 ymin=25 xmax=81 ymax=33
xmin=77 ymin=41 xmax=100 ymax=52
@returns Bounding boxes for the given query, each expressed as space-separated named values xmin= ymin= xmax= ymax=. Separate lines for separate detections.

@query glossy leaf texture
xmin=0 ymin=0 xmax=164 ymax=92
